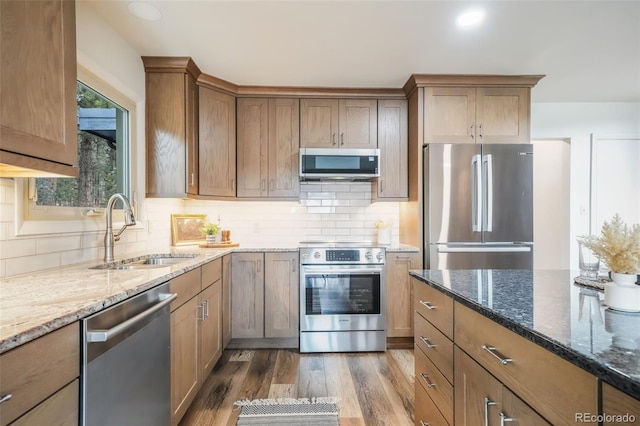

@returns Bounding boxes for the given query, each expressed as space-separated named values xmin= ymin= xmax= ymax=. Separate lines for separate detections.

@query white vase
xmin=205 ymin=235 xmax=215 ymax=244
xmin=604 ymin=272 xmax=640 ymax=312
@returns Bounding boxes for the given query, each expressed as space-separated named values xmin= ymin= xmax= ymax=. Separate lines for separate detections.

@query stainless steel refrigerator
xmin=424 ymin=144 xmax=534 ymax=269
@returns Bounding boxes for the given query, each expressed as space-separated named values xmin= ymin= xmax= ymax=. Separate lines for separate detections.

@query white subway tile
xmin=321 ymin=183 xmax=352 ymax=192
xmin=6 ymin=253 xmax=60 ymax=276
xmin=0 ymin=239 xmax=36 ymax=259
xmin=37 ymin=236 xmax=82 ymax=254
xmin=322 ymin=228 xmax=351 ymax=236
xmin=307 ymin=192 xmax=336 ymax=200
xmin=307 ymin=207 xmax=335 ymax=214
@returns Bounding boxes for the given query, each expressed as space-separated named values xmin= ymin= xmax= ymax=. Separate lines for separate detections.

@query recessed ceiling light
xmin=128 ymin=2 xmax=162 ymax=21
xmin=456 ymin=9 xmax=485 ymax=28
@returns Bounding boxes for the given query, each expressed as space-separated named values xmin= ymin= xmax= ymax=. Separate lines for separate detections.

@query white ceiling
xmin=85 ymin=0 xmax=640 ymax=102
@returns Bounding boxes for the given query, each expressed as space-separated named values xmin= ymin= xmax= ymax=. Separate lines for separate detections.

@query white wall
xmin=531 ymin=102 xmax=640 ymax=270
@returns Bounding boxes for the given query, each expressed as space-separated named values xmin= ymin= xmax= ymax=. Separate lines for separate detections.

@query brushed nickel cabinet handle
xmin=198 ymin=302 xmax=205 ymax=321
xmin=270 ymin=180 xmax=274 ymax=191
xmin=0 ymin=394 xmax=12 ymax=404
xmin=420 ymin=421 xmax=430 ymax=426
xmin=332 ymin=133 xmax=337 ymax=145
xmin=500 ymin=413 xmax=514 ymax=426
xmin=479 ymin=124 xmax=483 ymax=139
xmin=471 ymin=124 xmax=475 ymax=139
xmin=340 ymin=133 xmax=344 ymax=145
xmin=257 ymin=260 xmax=262 ymax=273
xmin=482 ymin=345 xmax=512 ymax=365
xmin=419 ymin=300 xmax=436 ymax=310
xmin=396 ymin=255 xmax=410 ymax=260
xmin=261 ymin=179 xmax=266 ymax=191
xmin=484 ymin=397 xmax=497 ymax=426
xmin=232 ymin=179 xmax=236 ymax=190
xmin=380 ymin=179 xmax=384 ymax=193
xmin=420 ymin=336 xmax=437 ymax=349
xmin=292 ymin=261 xmax=296 ymax=273
xmin=420 ymin=373 xmax=436 ymax=388
xmin=204 ymin=300 xmax=209 ymax=318
xmin=190 ymin=172 xmax=195 ymax=186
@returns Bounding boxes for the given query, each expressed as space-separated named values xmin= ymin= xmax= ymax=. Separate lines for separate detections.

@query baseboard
xmin=386 ymin=337 xmax=414 ymax=349
xmin=226 ymin=337 xmax=299 ymax=349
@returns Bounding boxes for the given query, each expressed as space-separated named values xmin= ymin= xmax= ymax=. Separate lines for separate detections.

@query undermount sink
xmin=91 ymin=254 xmax=199 ymax=270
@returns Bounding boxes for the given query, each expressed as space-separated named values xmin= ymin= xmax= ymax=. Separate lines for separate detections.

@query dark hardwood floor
xmin=179 ymin=348 xmax=415 ymax=426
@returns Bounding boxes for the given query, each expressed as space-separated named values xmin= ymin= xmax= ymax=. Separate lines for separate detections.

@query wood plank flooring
xmin=179 ymin=349 xmax=415 ymax=426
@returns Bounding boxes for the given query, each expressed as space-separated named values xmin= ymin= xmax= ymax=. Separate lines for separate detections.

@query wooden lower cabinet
xmin=200 ymin=281 xmax=222 ymax=378
xmin=10 ymin=379 xmax=78 ymax=426
xmin=170 ymin=258 xmax=224 ymax=425
xmin=602 ymin=383 xmax=640 ymax=425
xmin=231 ymin=251 xmax=299 ymax=342
xmin=386 ymin=252 xmax=421 ymax=337
xmin=171 ymin=295 xmax=200 ymax=425
xmin=0 ymin=322 xmax=79 ymax=426
xmin=222 ymin=254 xmax=232 ymax=347
xmin=415 ymin=381 xmax=449 ymax=426
xmin=454 ymin=347 xmax=549 ymax=425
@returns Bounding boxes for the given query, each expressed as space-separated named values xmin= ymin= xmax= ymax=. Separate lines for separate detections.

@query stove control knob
xmin=314 ymin=251 xmax=321 ymax=259
xmin=302 ymin=252 xmax=309 ymax=258
xmin=376 ymin=252 xmax=384 ymax=261
xmin=365 ymin=252 xmax=372 ymax=260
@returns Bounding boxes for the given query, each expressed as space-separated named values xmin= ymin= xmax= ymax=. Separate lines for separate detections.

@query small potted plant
xmin=578 ymin=214 xmax=640 ymax=311
xmin=201 ymin=222 xmax=221 ymax=244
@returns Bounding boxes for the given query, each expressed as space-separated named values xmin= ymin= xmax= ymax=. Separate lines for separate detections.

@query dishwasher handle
xmin=87 ymin=293 xmax=177 ymax=343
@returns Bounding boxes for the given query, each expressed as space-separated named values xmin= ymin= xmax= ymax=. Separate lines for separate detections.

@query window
xmin=18 ymin=65 xmax=137 ymax=234
xmin=34 ymin=82 xmax=130 ymax=208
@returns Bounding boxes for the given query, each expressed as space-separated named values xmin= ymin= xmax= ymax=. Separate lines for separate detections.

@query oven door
xmin=300 ymin=265 xmax=386 ymax=332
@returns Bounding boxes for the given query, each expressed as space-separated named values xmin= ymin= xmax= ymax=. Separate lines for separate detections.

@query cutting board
xmin=199 ymin=242 xmax=240 ymax=248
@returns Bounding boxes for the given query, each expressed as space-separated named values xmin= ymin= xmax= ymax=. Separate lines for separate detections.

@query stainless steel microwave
xmin=299 ymin=148 xmax=380 ymax=181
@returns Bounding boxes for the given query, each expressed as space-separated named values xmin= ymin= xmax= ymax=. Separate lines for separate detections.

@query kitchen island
xmin=411 ymin=269 xmax=639 ymax=424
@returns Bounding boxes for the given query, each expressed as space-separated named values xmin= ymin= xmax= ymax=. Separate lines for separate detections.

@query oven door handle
xmin=301 ymin=267 xmax=383 ymax=274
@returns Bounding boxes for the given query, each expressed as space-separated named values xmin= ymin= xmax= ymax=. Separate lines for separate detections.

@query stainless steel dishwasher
xmin=81 ymin=282 xmax=176 ymax=426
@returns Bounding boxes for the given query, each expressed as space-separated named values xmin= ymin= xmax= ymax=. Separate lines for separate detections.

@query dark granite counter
xmin=410 ymin=269 xmax=640 ymax=401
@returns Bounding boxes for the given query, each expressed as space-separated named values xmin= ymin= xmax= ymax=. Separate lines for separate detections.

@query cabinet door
xmin=377 ymin=99 xmax=408 ymax=199
xmin=231 ymin=252 xmax=264 ymax=338
xmin=268 ymin=98 xmax=300 ymax=198
xmin=602 ymin=383 xmax=640 ymax=425
xmin=171 ymin=296 xmax=200 ymax=425
xmin=454 ymin=347 xmax=502 ymax=426
xmin=10 ymin=379 xmax=79 ymax=426
xmin=199 ymin=87 xmax=236 ymax=197
xmin=185 ymin=74 xmax=199 ymax=196
xmin=476 ymin=87 xmax=530 ymax=144
xmin=264 ymin=252 xmax=299 ymax=338
xmin=339 ymin=99 xmax=378 ymax=149
xmin=237 ymin=98 xmax=269 ymax=197
xmin=0 ymin=0 xmax=78 ymax=176
xmin=386 ymin=252 xmax=421 ymax=337
xmin=146 ymin=72 xmax=188 ymax=197
xmin=300 ymin=99 xmax=339 ymax=148
xmin=501 ymin=386 xmax=551 ymax=425
xmin=424 ymin=87 xmax=476 ymax=144
xmin=222 ymin=254 xmax=232 ymax=347
xmin=200 ymin=281 xmax=222 ymax=379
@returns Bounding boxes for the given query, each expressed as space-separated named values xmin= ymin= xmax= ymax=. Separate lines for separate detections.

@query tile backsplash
xmin=0 ymin=179 xmax=400 ymax=277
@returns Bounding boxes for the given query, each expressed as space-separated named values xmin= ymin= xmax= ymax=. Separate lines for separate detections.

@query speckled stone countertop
xmin=410 ymin=269 xmax=640 ymax=400
xmin=0 ymin=242 xmax=417 ymax=355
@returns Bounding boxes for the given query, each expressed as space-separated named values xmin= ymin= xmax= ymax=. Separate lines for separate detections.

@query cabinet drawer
xmin=10 ymin=379 xmax=78 ymax=426
xmin=602 ymin=382 xmax=640 ymax=424
xmin=454 ymin=302 xmax=597 ymax=425
xmin=415 ymin=383 xmax=450 ymax=426
xmin=415 ymin=344 xmax=453 ymax=426
xmin=413 ymin=279 xmax=453 ymax=340
xmin=414 ymin=311 xmax=453 ymax=384
xmin=170 ymin=268 xmax=201 ymax=311
xmin=0 ymin=323 xmax=79 ymax=425
xmin=201 ymin=257 xmax=222 ymax=290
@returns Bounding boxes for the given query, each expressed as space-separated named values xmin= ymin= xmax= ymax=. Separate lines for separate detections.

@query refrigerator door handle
xmin=483 ymin=154 xmax=494 ymax=232
xmin=436 ymin=246 xmax=531 ymax=253
xmin=472 ymin=154 xmax=482 ymax=232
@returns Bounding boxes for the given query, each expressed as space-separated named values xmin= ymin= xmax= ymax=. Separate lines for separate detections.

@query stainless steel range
xmin=299 ymin=241 xmax=386 ymax=353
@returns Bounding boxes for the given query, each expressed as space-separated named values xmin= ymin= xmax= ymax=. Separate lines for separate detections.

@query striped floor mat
xmin=234 ymin=397 xmax=339 ymax=426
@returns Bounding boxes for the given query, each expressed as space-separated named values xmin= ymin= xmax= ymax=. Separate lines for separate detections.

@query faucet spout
xmin=104 ymin=193 xmax=136 ymax=263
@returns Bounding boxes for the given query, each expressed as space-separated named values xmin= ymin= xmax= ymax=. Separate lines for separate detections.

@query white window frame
xmin=15 ymin=65 xmax=140 ymax=236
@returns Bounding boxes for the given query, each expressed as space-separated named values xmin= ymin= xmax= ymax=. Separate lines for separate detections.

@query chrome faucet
xmin=104 ymin=193 xmax=136 ymax=263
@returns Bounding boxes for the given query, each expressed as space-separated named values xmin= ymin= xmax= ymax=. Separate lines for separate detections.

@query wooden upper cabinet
xmin=424 ymin=86 xmax=530 ymax=144
xmin=199 ymin=86 xmax=236 ymax=197
xmin=237 ymin=98 xmax=299 ymax=198
xmin=300 ymin=99 xmax=377 ymax=148
xmin=0 ymin=0 xmax=78 ymax=177
xmin=237 ymin=98 xmax=269 ymax=197
xmin=376 ymin=99 xmax=408 ymax=199
xmin=144 ymin=70 xmax=199 ymax=198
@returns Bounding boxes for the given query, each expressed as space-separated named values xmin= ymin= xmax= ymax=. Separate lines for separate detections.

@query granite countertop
xmin=0 ymin=241 xmax=418 ymax=355
xmin=410 ymin=269 xmax=640 ymax=400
